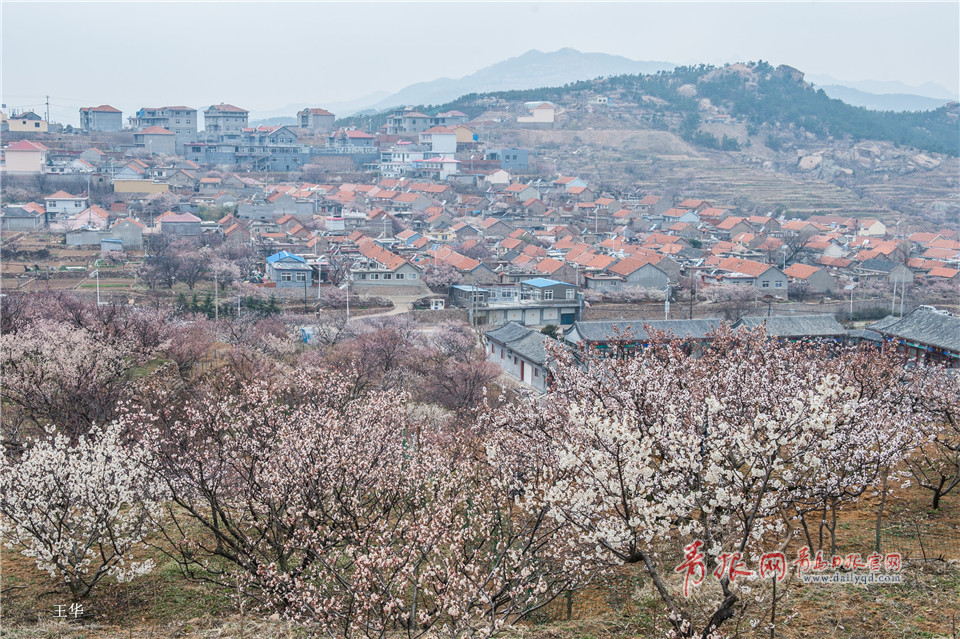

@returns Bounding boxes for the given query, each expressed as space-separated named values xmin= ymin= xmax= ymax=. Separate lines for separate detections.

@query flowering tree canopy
xmin=0 ymin=422 xmax=163 ymax=599
xmin=123 ymin=367 xmax=592 ymax=637
xmin=486 ymin=326 xmax=922 ymax=638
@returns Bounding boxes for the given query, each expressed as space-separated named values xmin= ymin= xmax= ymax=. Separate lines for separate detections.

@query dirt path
xmin=352 ymin=295 xmax=422 ymax=320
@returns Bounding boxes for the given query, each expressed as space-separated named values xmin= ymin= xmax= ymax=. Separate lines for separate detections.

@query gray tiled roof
xmin=875 ymin=309 xmax=960 ymax=352
xmin=847 ymin=328 xmax=884 ymax=343
xmin=566 ymin=318 xmax=724 ymax=343
xmin=485 ymin=322 xmax=534 ymax=344
xmin=734 ymin=315 xmax=847 ymax=337
xmin=485 ymin=322 xmax=551 ymax=365
xmin=507 ymin=332 xmax=550 ymax=365
xmin=858 ymin=258 xmax=897 ymax=273
xmin=868 ymin=315 xmax=901 ymax=331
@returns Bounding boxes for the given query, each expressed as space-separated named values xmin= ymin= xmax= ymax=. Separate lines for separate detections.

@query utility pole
xmin=345 ymin=270 xmax=351 ymax=323
xmin=45 ymin=95 xmax=50 ymax=124
xmin=94 ymin=269 xmax=101 ymax=306
xmin=214 ymin=276 xmax=219 ymax=321
xmin=900 ymin=278 xmax=906 ymax=317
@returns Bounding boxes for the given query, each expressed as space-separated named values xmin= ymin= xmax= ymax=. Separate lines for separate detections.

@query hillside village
xmin=2 ymin=84 xmax=959 ymax=390
xmin=4 ymin=14 xmax=960 ymax=635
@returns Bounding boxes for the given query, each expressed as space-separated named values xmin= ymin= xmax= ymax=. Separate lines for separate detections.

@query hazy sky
xmin=3 ymin=1 xmax=958 ymax=125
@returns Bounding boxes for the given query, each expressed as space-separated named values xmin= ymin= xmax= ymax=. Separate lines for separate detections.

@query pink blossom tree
xmin=485 ymin=327 xmax=920 ymax=638
xmin=414 ymin=322 xmax=500 ymax=414
xmin=0 ymin=422 xmax=163 ymax=600
xmin=703 ymin=284 xmax=756 ymax=321
xmin=0 ymin=320 xmax=144 ymax=441
xmin=905 ymin=370 xmax=960 ymax=509
xmin=422 ymin=262 xmax=463 ymax=290
xmin=124 ymin=368 xmax=593 ymax=636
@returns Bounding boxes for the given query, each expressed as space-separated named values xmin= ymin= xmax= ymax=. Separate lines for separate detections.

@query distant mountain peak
xmin=347 ymin=49 xmax=675 ymax=116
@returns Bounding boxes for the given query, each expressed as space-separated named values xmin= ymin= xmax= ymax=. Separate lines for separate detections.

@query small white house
xmin=519 ymin=102 xmax=555 ymax=124
xmin=419 ymin=126 xmax=457 ymax=154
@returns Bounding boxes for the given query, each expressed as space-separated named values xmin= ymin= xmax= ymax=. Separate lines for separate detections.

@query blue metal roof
xmin=521 ymin=277 xmax=564 ymax=288
xmin=266 ymin=250 xmax=306 ymax=264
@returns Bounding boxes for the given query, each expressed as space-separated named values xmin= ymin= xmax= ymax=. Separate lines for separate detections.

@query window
xmin=501 ymin=348 xmax=504 ymax=360
xmin=295 ymin=272 xmax=306 ymax=282
xmin=544 ymin=290 xmax=553 ymax=300
xmin=280 ymin=272 xmax=292 ymax=282
xmin=534 ymin=368 xmax=539 ymax=377
xmin=396 ymin=273 xmax=404 ymax=280
xmin=761 ymin=281 xmax=769 ymax=288
xmin=565 ymin=288 xmax=576 ymax=300
xmin=369 ymin=273 xmax=379 ymax=280
xmin=384 ymin=273 xmax=392 ymax=280
xmin=775 ymin=280 xmax=783 ymax=288
xmin=408 ymin=273 xmax=417 ymax=279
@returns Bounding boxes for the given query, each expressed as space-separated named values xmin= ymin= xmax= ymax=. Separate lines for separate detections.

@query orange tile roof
xmin=922 ymin=247 xmax=959 ymax=260
xmin=47 ymin=190 xmax=78 ymax=199
xmin=7 ymin=140 xmax=50 ymax=151
xmin=716 ymin=216 xmax=747 ymax=230
xmin=716 ymin=257 xmax=776 ymax=278
xmin=138 ymin=126 xmax=174 ymax=135
xmin=607 ymin=257 xmax=660 ymax=276
xmin=928 ymin=238 xmax=960 ymax=251
xmin=926 ymin=267 xmax=959 ymax=279
xmin=535 ymin=258 xmax=566 ymax=274
xmin=522 ymin=244 xmax=546 ymax=257
xmin=818 ymin=256 xmax=853 ymax=269
xmin=586 ymin=254 xmax=616 ymax=270
xmin=117 ymin=217 xmax=145 ymax=228
xmin=784 ymin=263 xmax=821 ymax=279
xmin=356 ymin=237 xmax=408 ymax=271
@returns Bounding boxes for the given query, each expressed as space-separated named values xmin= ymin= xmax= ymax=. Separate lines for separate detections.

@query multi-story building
xmin=484 ymin=148 xmax=530 ymax=172
xmin=182 ymin=142 xmax=239 ymax=166
xmin=385 ymin=108 xmax=432 ymax=135
xmin=430 ymin=110 xmax=469 ymax=127
xmin=204 ymin=104 xmax=249 ymax=143
xmin=235 ymin=126 xmax=308 ymax=171
xmin=326 ymin=129 xmax=377 ymax=154
xmin=79 ymin=105 xmax=123 ymax=132
xmin=1 ymin=140 xmax=49 ymax=174
xmin=133 ymin=127 xmax=177 ymax=155
xmin=129 ymin=106 xmax=198 ymax=137
xmin=449 ymin=278 xmax=582 ymax=327
xmin=6 ymin=111 xmax=48 ymax=133
xmin=378 ymin=142 xmax=426 ymax=177
xmin=297 ymin=108 xmax=335 ymax=132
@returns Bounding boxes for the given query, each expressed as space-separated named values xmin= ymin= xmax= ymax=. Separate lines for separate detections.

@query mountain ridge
xmin=247 ymin=49 xmax=959 ymax=125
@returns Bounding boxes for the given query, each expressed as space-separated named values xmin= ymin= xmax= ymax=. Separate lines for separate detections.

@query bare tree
xmin=324 ymin=252 xmax=351 ymax=287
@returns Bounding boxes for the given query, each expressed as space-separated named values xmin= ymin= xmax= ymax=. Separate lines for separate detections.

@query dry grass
xmin=2 ymin=471 xmax=958 ymax=638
